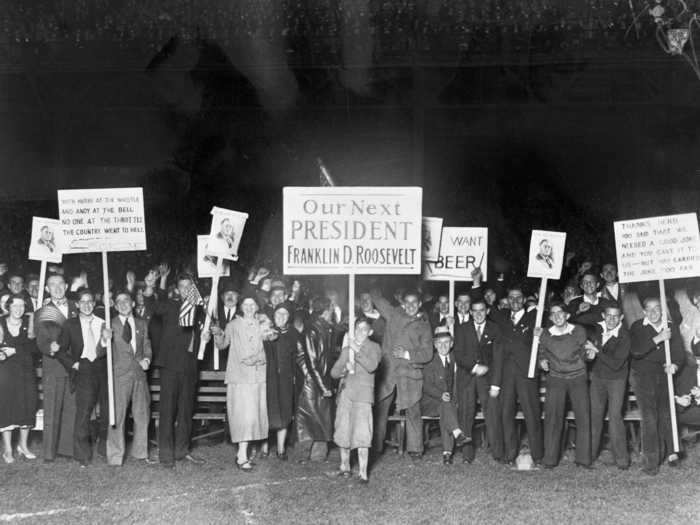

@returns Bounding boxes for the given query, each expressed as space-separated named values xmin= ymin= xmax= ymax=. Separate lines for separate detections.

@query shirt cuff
xmin=490 ymin=385 xmax=500 ymax=391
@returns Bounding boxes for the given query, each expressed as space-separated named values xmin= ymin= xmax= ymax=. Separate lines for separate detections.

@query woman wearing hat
xmin=208 ymin=295 xmax=268 ymax=471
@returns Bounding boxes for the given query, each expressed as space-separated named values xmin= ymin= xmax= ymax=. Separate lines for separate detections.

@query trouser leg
xmin=569 ymin=375 xmax=591 ymax=466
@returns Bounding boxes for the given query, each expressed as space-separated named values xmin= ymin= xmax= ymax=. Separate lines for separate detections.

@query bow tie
xmin=54 ymin=299 xmax=67 ymax=307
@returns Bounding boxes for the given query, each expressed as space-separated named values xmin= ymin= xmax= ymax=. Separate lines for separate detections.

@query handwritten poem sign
xmin=58 ymin=187 xmax=147 ymax=253
xmin=614 ymin=213 xmax=700 ymax=283
xmin=423 ymin=227 xmax=488 ymax=281
xmin=283 ymin=186 xmax=422 ymax=275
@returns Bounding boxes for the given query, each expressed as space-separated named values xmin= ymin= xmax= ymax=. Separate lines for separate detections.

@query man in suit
xmin=371 ymin=289 xmax=433 ymax=459
xmin=630 ymin=297 xmax=685 ymax=475
xmin=599 ymin=263 xmax=624 ymax=306
xmin=144 ymin=265 xmax=205 ymax=467
xmin=491 ymin=287 xmax=543 ymax=465
xmin=429 ymin=294 xmax=451 ymax=332
xmin=453 ymin=292 xmax=472 ymax=327
xmin=421 ymin=329 xmax=469 ymax=464
xmin=453 ymin=298 xmax=504 ymax=463
xmin=568 ymin=272 xmax=615 ymax=337
xmin=588 ymin=305 xmax=631 ymax=469
xmin=106 ymin=291 xmax=153 ymax=466
xmin=34 ymin=274 xmax=78 ymax=461
xmin=56 ymin=289 xmax=109 ymax=467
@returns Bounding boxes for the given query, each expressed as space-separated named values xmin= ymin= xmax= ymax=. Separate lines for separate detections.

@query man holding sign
xmin=630 ymin=298 xmax=685 ymax=475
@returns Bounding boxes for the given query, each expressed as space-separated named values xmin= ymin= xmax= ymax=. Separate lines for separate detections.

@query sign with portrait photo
xmin=526 ymin=230 xmax=567 ymax=280
xmin=205 ymin=206 xmax=249 ymax=261
xmin=422 ymin=217 xmax=443 ymax=262
xmin=197 ymin=235 xmax=231 ymax=278
xmin=28 ymin=217 xmax=64 ymax=263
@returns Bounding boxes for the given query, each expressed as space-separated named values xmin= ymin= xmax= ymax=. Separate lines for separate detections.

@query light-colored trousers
xmin=107 ymin=371 xmax=150 ymax=465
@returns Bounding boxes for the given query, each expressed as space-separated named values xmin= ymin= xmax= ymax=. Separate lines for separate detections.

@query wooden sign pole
xmin=448 ymin=279 xmax=455 ymax=335
xmin=528 ymin=278 xmax=548 ymax=378
xmin=198 ymin=257 xmax=224 ymax=368
xmin=101 ymin=251 xmax=116 ymax=426
xmin=348 ymin=273 xmax=356 ymax=373
xmin=37 ymin=260 xmax=47 ymax=309
xmin=659 ymin=278 xmax=680 ymax=453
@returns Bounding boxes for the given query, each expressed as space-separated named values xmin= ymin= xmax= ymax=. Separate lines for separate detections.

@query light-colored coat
xmin=216 ymin=316 xmax=266 ymax=385
xmin=110 ymin=316 xmax=152 ymax=378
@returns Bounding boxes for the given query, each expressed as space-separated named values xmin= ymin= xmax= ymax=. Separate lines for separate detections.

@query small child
xmin=330 ymin=317 xmax=382 ymax=483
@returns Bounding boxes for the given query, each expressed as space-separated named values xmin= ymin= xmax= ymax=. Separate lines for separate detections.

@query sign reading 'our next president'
xmin=283 ymin=187 xmax=423 ymax=275
xmin=58 ymin=187 xmax=147 ymax=253
xmin=613 ymin=212 xmax=700 ymax=283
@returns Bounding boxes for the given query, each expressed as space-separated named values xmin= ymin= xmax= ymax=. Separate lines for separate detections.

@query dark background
xmin=1 ymin=1 xmax=699 ymax=284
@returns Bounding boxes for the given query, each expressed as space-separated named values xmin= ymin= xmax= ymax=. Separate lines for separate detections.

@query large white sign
xmin=422 ymin=217 xmax=443 ymax=262
xmin=614 ymin=213 xmax=700 ymax=283
xmin=28 ymin=217 xmax=64 ymax=263
xmin=526 ymin=230 xmax=567 ymax=280
xmin=283 ymin=186 xmax=423 ymax=275
xmin=58 ymin=187 xmax=146 ymax=253
xmin=423 ymin=227 xmax=488 ymax=281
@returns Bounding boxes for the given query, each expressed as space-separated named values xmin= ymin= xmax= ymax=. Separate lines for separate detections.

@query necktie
xmin=123 ymin=318 xmax=133 ymax=347
xmin=226 ymin=308 xmax=232 ymax=322
xmin=84 ymin=320 xmax=97 ymax=361
xmin=511 ymin=312 xmax=517 ymax=325
xmin=444 ymin=357 xmax=450 ymax=370
xmin=477 ymin=324 xmax=483 ymax=342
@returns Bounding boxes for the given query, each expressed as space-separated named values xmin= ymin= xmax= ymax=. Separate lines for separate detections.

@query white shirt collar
xmin=363 ymin=310 xmax=380 ymax=320
xmin=548 ymin=323 xmax=575 ymax=336
xmin=598 ymin=321 xmax=621 ymax=339
xmin=643 ymin=317 xmax=665 ymax=333
xmin=511 ymin=309 xmax=525 ymax=324
xmin=583 ymin=295 xmax=599 ymax=305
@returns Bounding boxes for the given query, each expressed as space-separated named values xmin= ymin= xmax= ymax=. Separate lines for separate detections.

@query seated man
xmin=420 ymin=328 xmax=469 ymax=465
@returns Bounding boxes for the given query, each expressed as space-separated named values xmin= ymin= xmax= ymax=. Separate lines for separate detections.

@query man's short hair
xmin=604 ymin=305 xmax=622 ymax=315
xmin=311 ymin=296 xmax=331 ymax=315
xmin=579 ymin=271 xmax=599 ymax=283
xmin=176 ymin=273 xmax=194 ymax=285
xmin=78 ymin=289 xmax=95 ymax=302
xmin=643 ymin=296 xmax=661 ymax=309
xmin=114 ymin=290 xmax=134 ymax=302
xmin=548 ymin=301 xmax=567 ymax=312
xmin=402 ymin=289 xmax=421 ymax=302
xmin=355 ymin=316 xmax=372 ymax=329
xmin=470 ymin=298 xmax=487 ymax=310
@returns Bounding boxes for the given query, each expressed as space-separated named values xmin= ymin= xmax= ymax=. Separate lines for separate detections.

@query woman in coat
xmin=208 ymin=295 xmax=268 ymax=471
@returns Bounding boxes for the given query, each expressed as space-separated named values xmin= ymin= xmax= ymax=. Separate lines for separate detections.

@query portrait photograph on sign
xmin=28 ymin=217 xmax=64 ymax=263
xmin=526 ymin=230 xmax=567 ymax=279
xmin=197 ymin=235 xmax=231 ymax=278
xmin=421 ymin=216 xmax=443 ymax=262
xmin=205 ymin=206 xmax=249 ymax=261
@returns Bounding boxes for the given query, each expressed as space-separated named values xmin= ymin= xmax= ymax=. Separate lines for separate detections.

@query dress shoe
xmin=442 ymin=453 xmax=453 ymax=465
xmin=161 ymin=461 xmax=175 ymax=469
xmin=2 ymin=452 xmax=14 ymax=464
xmin=183 ymin=453 xmax=205 ymax=465
xmin=575 ymin=462 xmax=593 ymax=470
xmin=642 ymin=466 xmax=659 ymax=476
xmin=454 ymin=433 xmax=471 ymax=448
xmin=236 ymin=460 xmax=253 ymax=472
xmin=358 ymin=477 xmax=369 ymax=485
xmin=668 ymin=454 xmax=680 ymax=467
xmin=16 ymin=446 xmax=36 ymax=460
xmin=142 ymin=457 xmax=159 ymax=465
xmin=462 ymin=456 xmax=473 ymax=464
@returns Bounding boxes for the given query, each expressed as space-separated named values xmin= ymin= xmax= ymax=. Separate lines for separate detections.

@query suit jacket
xmin=147 ymin=293 xmax=204 ymax=373
xmin=567 ymin=296 xmax=615 ymax=336
xmin=34 ymin=301 xmax=79 ymax=379
xmin=590 ymin=323 xmax=630 ymax=380
xmin=491 ymin=308 xmax=537 ymax=377
xmin=56 ymin=315 xmax=108 ymax=373
xmin=429 ymin=311 xmax=450 ymax=332
xmin=453 ymin=319 xmax=503 ymax=387
xmin=111 ymin=316 xmax=152 ymax=378
xmin=421 ymin=352 xmax=456 ymax=414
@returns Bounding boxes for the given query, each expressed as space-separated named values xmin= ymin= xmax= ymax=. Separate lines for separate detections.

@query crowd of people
xmin=1 ymin=246 xmax=700 ymax=482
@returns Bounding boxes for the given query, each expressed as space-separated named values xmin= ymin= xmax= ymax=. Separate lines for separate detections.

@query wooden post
xmin=528 ymin=278 xmax=548 ymax=378
xmin=659 ymin=278 xmax=680 ymax=453
xmin=198 ymin=257 xmax=224 ymax=367
xmin=37 ymin=260 xmax=47 ymax=309
xmin=448 ymin=279 xmax=455 ymax=335
xmin=348 ymin=273 xmax=356 ymax=373
xmin=101 ymin=251 xmax=116 ymax=426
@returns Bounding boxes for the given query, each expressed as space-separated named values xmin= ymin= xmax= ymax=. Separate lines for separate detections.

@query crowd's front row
xmin=2 ymin=269 xmax=700 ymax=482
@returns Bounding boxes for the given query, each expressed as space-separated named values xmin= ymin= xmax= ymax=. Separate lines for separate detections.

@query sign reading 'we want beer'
xmin=283 ymin=187 xmax=422 ymax=275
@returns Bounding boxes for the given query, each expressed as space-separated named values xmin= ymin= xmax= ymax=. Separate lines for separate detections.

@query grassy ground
xmin=0 ymin=434 xmax=699 ymax=524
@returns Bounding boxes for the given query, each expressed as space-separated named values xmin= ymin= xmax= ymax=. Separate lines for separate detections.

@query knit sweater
xmin=538 ymin=324 xmax=588 ymax=379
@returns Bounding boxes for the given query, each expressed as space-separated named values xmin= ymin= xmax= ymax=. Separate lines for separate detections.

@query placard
xmin=28 ymin=217 xmax=64 ymax=263
xmin=58 ymin=187 xmax=146 ymax=253
xmin=423 ymin=227 xmax=488 ymax=281
xmin=422 ymin=217 xmax=443 ymax=262
xmin=614 ymin=213 xmax=700 ymax=283
xmin=197 ymin=235 xmax=231 ymax=278
xmin=283 ymin=186 xmax=422 ymax=275
xmin=526 ymin=230 xmax=567 ymax=280
xmin=205 ymin=206 xmax=249 ymax=261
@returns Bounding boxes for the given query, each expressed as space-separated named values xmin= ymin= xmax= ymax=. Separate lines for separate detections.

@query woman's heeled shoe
xmin=2 ymin=452 xmax=14 ymax=464
xmin=16 ymin=446 xmax=36 ymax=460
xmin=236 ymin=460 xmax=253 ymax=472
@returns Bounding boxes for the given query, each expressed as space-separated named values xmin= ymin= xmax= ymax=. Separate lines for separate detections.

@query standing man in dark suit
xmin=56 ymin=289 xmax=109 ymax=467
xmin=106 ymin=291 xmax=153 ymax=466
xmin=34 ymin=274 xmax=78 ymax=462
xmin=599 ymin=263 xmax=624 ymax=306
xmin=453 ymin=298 xmax=504 ymax=463
xmin=429 ymin=294 xmax=450 ymax=332
xmin=588 ymin=305 xmax=631 ymax=469
xmin=568 ymin=272 xmax=614 ymax=336
xmin=453 ymin=292 xmax=472 ymax=327
xmin=421 ymin=329 xmax=469 ymax=464
xmin=491 ymin=287 xmax=543 ymax=465
xmin=144 ymin=264 xmax=205 ymax=468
